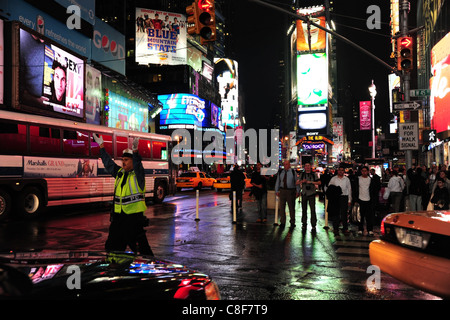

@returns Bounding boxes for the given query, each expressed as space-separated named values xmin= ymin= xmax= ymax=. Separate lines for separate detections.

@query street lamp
xmin=368 ymin=80 xmax=377 ymax=158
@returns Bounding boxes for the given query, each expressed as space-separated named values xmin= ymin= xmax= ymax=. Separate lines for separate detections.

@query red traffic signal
xmin=197 ymin=0 xmax=216 ymax=44
xmin=397 ymin=36 xmax=413 ymax=71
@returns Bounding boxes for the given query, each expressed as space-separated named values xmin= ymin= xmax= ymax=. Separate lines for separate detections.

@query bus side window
xmin=152 ymin=141 xmax=167 ymax=160
xmin=137 ymin=138 xmax=151 ymax=159
xmin=116 ymin=136 xmax=128 ymax=158
xmin=30 ymin=125 xmax=61 ymax=155
xmin=91 ymin=133 xmax=113 ymax=157
xmin=63 ymin=130 xmax=89 ymax=157
xmin=0 ymin=121 xmax=27 ymax=154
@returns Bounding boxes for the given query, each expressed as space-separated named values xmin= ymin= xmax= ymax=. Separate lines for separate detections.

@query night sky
xmin=235 ymin=0 xmax=393 ymax=132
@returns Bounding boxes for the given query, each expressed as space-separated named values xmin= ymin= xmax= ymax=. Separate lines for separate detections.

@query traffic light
xmin=186 ymin=2 xmax=200 ymax=35
xmin=197 ymin=0 xmax=216 ymax=44
xmin=397 ymin=36 xmax=413 ymax=71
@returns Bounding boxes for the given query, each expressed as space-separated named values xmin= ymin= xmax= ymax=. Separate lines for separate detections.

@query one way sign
xmin=393 ymin=101 xmax=422 ymax=110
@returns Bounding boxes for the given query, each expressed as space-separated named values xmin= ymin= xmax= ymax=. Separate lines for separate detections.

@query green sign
xmin=410 ymin=89 xmax=430 ymax=97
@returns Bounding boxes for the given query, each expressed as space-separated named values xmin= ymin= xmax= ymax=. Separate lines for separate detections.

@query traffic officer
xmin=93 ymin=133 xmax=153 ymax=256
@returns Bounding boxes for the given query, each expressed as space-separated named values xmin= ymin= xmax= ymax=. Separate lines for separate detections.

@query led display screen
xmin=19 ymin=28 xmax=84 ymax=118
xmin=158 ymin=93 xmax=223 ymax=131
xmin=298 ymin=110 xmax=328 ymax=136
xmin=430 ymin=32 xmax=450 ymax=134
xmin=297 ymin=53 xmax=328 ymax=107
xmin=107 ymin=91 xmax=149 ymax=132
xmin=215 ymin=58 xmax=239 ymax=128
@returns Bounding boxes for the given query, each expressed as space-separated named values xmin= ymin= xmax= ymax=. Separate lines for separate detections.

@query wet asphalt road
xmin=0 ymin=189 xmax=441 ymax=300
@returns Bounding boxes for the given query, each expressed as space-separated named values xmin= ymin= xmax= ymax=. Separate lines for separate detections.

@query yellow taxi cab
xmin=369 ymin=210 xmax=450 ymax=299
xmin=176 ymin=171 xmax=215 ymax=191
xmin=213 ymin=172 xmax=252 ymax=192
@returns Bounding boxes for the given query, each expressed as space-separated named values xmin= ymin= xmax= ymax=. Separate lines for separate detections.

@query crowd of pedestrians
xmin=231 ymin=162 xmax=450 ymax=236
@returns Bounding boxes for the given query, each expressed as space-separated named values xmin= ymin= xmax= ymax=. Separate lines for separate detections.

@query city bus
xmin=0 ymin=109 xmax=176 ymax=221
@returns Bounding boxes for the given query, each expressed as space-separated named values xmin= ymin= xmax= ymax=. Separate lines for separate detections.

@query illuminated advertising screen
xmin=298 ymin=110 xmax=328 ymax=136
xmin=297 ymin=15 xmax=327 ymax=52
xmin=297 ymin=53 xmax=328 ymax=108
xmin=107 ymin=91 xmax=149 ymax=133
xmin=359 ymin=101 xmax=372 ymax=130
xmin=158 ymin=93 xmax=223 ymax=131
xmin=215 ymin=58 xmax=239 ymax=128
xmin=430 ymin=32 xmax=450 ymax=134
xmin=0 ymin=19 xmax=3 ymax=105
xmin=135 ymin=8 xmax=187 ymax=66
xmin=85 ymin=65 xmax=101 ymax=125
xmin=19 ymin=28 xmax=84 ymax=119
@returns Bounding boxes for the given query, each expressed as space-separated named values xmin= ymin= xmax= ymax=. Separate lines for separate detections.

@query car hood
xmin=383 ymin=210 xmax=450 ymax=236
xmin=0 ymin=251 xmax=219 ymax=300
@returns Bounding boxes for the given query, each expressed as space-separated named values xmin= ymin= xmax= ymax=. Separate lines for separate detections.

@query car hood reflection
xmin=0 ymin=251 xmax=220 ymax=300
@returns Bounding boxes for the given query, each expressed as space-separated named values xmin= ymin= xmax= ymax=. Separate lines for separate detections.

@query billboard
xmin=297 ymin=53 xmax=328 ymax=108
xmin=298 ymin=110 xmax=328 ymax=136
xmin=135 ymin=8 xmax=187 ymax=66
xmin=0 ymin=19 xmax=3 ymax=105
xmin=92 ymin=17 xmax=125 ymax=75
xmin=359 ymin=101 xmax=372 ymax=130
xmin=107 ymin=91 xmax=149 ymax=133
xmin=215 ymin=58 xmax=239 ymax=128
xmin=158 ymin=93 xmax=223 ymax=131
xmin=430 ymin=32 xmax=450 ymax=134
xmin=296 ymin=15 xmax=327 ymax=52
xmin=19 ymin=28 xmax=84 ymax=119
xmin=85 ymin=65 xmax=101 ymax=125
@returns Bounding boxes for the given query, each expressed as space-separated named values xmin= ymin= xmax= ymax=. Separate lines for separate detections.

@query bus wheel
xmin=0 ymin=189 xmax=12 ymax=222
xmin=153 ymin=182 xmax=166 ymax=204
xmin=17 ymin=187 xmax=43 ymax=218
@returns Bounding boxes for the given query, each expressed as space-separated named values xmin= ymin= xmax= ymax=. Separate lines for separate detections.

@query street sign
xmin=399 ymin=123 xmax=419 ymax=150
xmin=410 ymin=89 xmax=430 ymax=97
xmin=393 ymin=101 xmax=421 ymax=110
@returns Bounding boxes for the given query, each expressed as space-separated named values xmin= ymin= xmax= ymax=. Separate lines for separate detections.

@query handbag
xmin=351 ymin=202 xmax=361 ymax=223
xmin=383 ymin=187 xmax=390 ymax=200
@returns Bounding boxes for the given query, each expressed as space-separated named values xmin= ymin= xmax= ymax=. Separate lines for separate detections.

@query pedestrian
xmin=328 ymin=166 xmax=352 ymax=236
xmin=370 ymin=168 xmax=381 ymax=212
xmin=230 ymin=165 xmax=245 ymax=210
xmin=250 ymin=163 xmax=268 ymax=222
xmin=93 ymin=134 xmax=153 ymax=256
xmin=407 ymin=167 xmax=427 ymax=211
xmin=299 ymin=163 xmax=321 ymax=233
xmin=431 ymin=170 xmax=450 ymax=196
xmin=387 ymin=170 xmax=405 ymax=213
xmin=353 ymin=166 xmax=375 ymax=236
xmin=430 ymin=177 xmax=449 ymax=210
xmin=275 ymin=160 xmax=299 ymax=228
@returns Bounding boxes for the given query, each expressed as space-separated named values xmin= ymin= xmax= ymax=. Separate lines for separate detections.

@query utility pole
xmin=400 ymin=0 xmax=412 ymax=169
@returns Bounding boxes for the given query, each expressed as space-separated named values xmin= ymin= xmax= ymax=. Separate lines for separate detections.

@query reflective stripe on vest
xmin=114 ymin=169 xmax=147 ymax=214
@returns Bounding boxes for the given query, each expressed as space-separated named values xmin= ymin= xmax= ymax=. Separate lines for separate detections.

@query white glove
xmin=132 ymin=137 xmax=139 ymax=151
xmin=93 ymin=133 xmax=103 ymax=145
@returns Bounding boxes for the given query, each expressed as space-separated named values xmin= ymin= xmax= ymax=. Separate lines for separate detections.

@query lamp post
xmin=368 ymin=80 xmax=377 ymax=158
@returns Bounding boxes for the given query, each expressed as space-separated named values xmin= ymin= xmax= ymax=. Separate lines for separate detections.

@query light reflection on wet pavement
xmin=0 ymin=189 xmax=441 ymax=300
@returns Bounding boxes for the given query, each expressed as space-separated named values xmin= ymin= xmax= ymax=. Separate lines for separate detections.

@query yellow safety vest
xmin=114 ymin=168 xmax=147 ymax=214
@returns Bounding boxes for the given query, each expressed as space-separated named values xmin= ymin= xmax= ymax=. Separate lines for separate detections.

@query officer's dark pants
xmin=106 ymin=212 xmax=154 ymax=256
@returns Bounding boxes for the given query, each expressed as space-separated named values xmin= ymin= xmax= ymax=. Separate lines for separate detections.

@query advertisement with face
xmin=135 ymin=8 xmax=187 ymax=66
xmin=85 ymin=65 xmax=101 ymax=125
xmin=297 ymin=53 xmax=328 ymax=107
xmin=19 ymin=28 xmax=84 ymax=119
xmin=296 ymin=15 xmax=327 ymax=52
